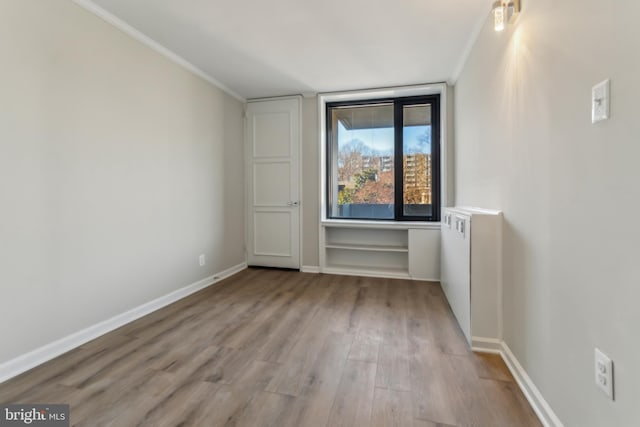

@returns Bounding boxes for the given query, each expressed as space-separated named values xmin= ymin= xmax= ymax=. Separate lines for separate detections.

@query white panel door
xmin=246 ymin=98 xmax=300 ymax=269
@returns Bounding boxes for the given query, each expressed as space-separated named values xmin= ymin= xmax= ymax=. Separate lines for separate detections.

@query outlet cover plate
xmin=595 ymin=348 xmax=614 ymax=400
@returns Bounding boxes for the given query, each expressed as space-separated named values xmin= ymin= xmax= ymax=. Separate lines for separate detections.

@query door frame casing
xmin=244 ymin=95 xmax=303 ymax=269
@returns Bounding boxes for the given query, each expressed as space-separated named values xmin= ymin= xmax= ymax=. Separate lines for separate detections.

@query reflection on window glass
xmin=402 ymin=105 xmax=432 ymax=217
xmin=332 ymin=104 xmax=394 ymax=219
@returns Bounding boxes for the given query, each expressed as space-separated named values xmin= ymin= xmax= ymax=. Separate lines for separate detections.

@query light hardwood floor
xmin=0 ymin=268 xmax=541 ymax=427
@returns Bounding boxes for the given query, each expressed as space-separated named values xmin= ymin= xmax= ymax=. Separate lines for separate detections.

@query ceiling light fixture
xmin=493 ymin=0 xmax=521 ymax=32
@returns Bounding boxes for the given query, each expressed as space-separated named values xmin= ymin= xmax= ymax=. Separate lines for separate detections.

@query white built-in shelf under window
xmin=320 ymin=221 xmax=440 ymax=280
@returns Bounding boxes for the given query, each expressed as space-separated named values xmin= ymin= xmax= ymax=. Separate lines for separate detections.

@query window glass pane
xmin=402 ymin=104 xmax=432 ymax=217
xmin=330 ymin=104 xmax=394 ymax=219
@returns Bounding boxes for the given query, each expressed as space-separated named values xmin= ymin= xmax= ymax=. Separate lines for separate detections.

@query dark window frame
xmin=326 ymin=94 xmax=441 ymax=222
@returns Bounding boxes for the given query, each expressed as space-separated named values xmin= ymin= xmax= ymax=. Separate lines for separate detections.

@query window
xmin=326 ymin=95 xmax=440 ymax=221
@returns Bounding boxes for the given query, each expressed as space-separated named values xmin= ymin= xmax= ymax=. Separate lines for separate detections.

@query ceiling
xmin=86 ymin=0 xmax=490 ymax=100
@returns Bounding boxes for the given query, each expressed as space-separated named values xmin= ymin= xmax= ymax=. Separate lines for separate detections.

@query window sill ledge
xmin=321 ymin=219 xmax=441 ymax=230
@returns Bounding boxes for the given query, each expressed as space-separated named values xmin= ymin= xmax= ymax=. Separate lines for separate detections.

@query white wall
xmin=0 ymin=1 xmax=244 ymax=364
xmin=454 ymin=0 xmax=640 ymax=425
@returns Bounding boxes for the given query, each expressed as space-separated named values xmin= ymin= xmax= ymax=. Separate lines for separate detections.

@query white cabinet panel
xmin=441 ymin=214 xmax=471 ymax=342
xmin=440 ymin=207 xmax=502 ymax=346
xmin=408 ymin=229 xmax=440 ymax=280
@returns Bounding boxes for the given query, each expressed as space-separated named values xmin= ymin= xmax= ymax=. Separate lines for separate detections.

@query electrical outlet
xmin=199 ymin=254 xmax=206 ymax=267
xmin=595 ymin=348 xmax=614 ymax=400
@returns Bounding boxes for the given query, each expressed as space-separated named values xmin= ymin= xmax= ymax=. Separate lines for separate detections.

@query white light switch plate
xmin=592 ymin=79 xmax=610 ymax=123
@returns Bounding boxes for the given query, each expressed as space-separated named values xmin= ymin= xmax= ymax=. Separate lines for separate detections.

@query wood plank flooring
xmin=0 ymin=268 xmax=541 ymax=427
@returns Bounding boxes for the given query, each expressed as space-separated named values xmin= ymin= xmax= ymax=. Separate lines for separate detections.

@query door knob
xmin=287 ymin=201 xmax=300 ymax=206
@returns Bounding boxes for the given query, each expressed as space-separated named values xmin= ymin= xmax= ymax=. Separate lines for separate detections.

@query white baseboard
xmin=0 ymin=262 xmax=247 ymax=384
xmin=321 ymin=267 xmax=411 ymax=280
xmin=410 ymin=276 xmax=440 ymax=282
xmin=500 ymin=342 xmax=564 ymax=427
xmin=471 ymin=336 xmax=503 ymax=354
xmin=318 ymin=266 xmax=438 ymax=282
xmin=473 ymin=338 xmax=564 ymax=427
xmin=300 ymin=265 xmax=320 ymax=273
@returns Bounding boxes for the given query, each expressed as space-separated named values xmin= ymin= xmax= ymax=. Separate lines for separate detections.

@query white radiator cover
xmin=440 ymin=207 xmax=502 ymax=344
